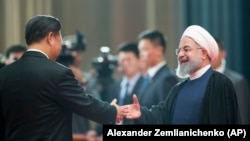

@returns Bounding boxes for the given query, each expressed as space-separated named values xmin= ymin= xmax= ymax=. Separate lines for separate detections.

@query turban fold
xmin=181 ymin=25 xmax=218 ymax=63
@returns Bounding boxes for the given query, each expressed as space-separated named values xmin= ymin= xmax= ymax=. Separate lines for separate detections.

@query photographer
xmin=56 ymin=31 xmax=93 ymax=138
xmin=57 ymin=31 xmax=88 ymax=87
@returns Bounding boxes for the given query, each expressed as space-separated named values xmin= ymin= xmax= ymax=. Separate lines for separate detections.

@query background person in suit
xmin=137 ymin=29 xmax=178 ymax=108
xmin=4 ymin=44 xmax=27 ymax=65
xmin=0 ymin=15 xmax=124 ymax=141
xmin=212 ymin=38 xmax=250 ymax=124
xmin=0 ymin=44 xmax=27 ymax=68
xmin=107 ymin=42 xmax=143 ymax=123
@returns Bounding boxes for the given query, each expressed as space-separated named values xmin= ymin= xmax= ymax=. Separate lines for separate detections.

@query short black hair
xmin=138 ymin=30 xmax=167 ymax=52
xmin=25 ymin=15 xmax=62 ymax=45
xmin=5 ymin=44 xmax=27 ymax=58
xmin=214 ymin=37 xmax=224 ymax=50
xmin=118 ymin=42 xmax=139 ymax=58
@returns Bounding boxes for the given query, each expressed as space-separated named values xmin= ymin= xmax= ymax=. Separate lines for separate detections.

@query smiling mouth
xmin=179 ymin=59 xmax=188 ymax=64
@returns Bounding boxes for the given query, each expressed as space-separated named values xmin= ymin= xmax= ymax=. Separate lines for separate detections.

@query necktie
xmin=119 ymin=82 xmax=129 ymax=105
xmin=139 ymin=74 xmax=150 ymax=94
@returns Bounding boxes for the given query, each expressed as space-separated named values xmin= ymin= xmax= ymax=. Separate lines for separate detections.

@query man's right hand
xmin=123 ymin=94 xmax=141 ymax=119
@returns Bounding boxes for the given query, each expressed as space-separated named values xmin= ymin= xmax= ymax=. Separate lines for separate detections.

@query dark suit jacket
xmin=137 ymin=64 xmax=178 ymax=108
xmin=224 ymin=69 xmax=250 ymax=124
xmin=0 ymin=51 xmax=116 ymax=141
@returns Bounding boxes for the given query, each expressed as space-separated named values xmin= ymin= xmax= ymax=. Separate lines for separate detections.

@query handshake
xmin=111 ymin=94 xmax=141 ymax=123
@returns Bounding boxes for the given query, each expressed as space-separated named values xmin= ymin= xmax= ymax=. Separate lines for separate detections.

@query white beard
xmin=176 ymin=53 xmax=202 ymax=79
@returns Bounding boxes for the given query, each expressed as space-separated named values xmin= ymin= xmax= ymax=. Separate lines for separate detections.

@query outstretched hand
xmin=123 ymin=94 xmax=141 ymax=119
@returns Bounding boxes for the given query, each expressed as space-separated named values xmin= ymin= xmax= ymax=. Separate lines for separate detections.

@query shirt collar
xmin=214 ymin=58 xmax=226 ymax=73
xmin=27 ymin=49 xmax=49 ymax=59
xmin=147 ymin=61 xmax=166 ymax=78
xmin=120 ymin=73 xmax=141 ymax=95
xmin=120 ymin=73 xmax=141 ymax=87
xmin=189 ymin=64 xmax=211 ymax=80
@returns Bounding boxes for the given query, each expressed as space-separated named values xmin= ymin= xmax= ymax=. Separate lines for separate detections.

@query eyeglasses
xmin=175 ymin=47 xmax=202 ymax=55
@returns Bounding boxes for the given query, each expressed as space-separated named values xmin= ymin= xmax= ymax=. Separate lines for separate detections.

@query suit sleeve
xmin=136 ymin=83 xmax=181 ymax=124
xmin=135 ymin=96 xmax=171 ymax=124
xmin=56 ymin=69 xmax=117 ymax=124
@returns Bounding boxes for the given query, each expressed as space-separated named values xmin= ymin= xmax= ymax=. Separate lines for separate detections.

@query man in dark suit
xmin=212 ymin=38 xmax=250 ymax=124
xmin=107 ymin=42 xmax=143 ymax=124
xmin=137 ymin=30 xmax=178 ymax=108
xmin=0 ymin=15 xmax=124 ymax=141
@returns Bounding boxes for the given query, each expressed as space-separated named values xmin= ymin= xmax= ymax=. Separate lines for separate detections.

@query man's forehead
xmin=179 ymin=37 xmax=199 ymax=47
xmin=118 ymin=52 xmax=137 ymax=59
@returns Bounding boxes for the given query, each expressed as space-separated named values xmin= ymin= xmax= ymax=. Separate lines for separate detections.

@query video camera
xmin=56 ymin=31 xmax=86 ymax=66
xmin=91 ymin=46 xmax=118 ymax=101
xmin=91 ymin=46 xmax=117 ymax=78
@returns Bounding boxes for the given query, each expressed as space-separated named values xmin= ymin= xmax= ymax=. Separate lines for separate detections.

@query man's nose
xmin=178 ymin=51 xmax=185 ymax=58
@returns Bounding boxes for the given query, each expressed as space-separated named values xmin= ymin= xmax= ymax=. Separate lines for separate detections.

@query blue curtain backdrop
xmin=241 ymin=0 xmax=250 ymax=88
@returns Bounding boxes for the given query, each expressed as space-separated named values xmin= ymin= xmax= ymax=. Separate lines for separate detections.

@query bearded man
xmin=124 ymin=25 xmax=240 ymax=124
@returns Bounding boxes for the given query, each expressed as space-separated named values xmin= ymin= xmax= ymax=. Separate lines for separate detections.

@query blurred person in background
xmin=212 ymin=38 xmax=250 ymax=124
xmin=107 ymin=41 xmax=143 ymax=123
xmin=136 ymin=29 xmax=178 ymax=108
xmin=4 ymin=44 xmax=27 ymax=65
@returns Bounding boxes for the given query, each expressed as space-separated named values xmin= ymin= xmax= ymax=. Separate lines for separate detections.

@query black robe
xmin=137 ymin=70 xmax=240 ymax=124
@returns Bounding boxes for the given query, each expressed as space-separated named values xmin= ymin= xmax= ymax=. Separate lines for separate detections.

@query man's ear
xmin=201 ymin=49 xmax=209 ymax=60
xmin=47 ymin=32 xmax=55 ymax=46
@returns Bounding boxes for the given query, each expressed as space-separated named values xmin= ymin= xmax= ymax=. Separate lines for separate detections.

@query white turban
xmin=181 ymin=25 xmax=218 ymax=63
